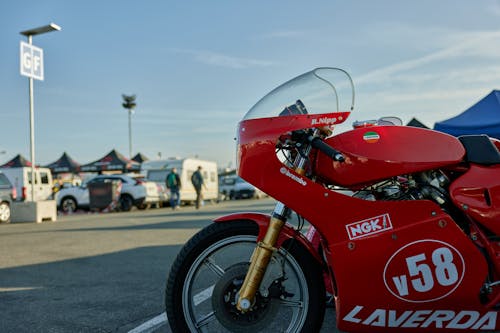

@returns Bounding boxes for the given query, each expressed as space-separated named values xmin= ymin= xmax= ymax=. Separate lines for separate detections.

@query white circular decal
xmin=383 ymin=239 xmax=465 ymax=303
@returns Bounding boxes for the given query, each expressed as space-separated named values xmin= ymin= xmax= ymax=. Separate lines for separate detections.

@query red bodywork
xmin=316 ymin=126 xmax=465 ymax=187
xmin=224 ymin=112 xmax=500 ymax=332
xmin=214 ymin=212 xmax=324 ymax=265
xmin=450 ymin=164 xmax=500 ymax=234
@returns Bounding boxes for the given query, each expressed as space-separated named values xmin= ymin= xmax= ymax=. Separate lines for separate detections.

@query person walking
xmin=191 ymin=166 xmax=205 ymax=209
xmin=166 ymin=168 xmax=181 ymax=210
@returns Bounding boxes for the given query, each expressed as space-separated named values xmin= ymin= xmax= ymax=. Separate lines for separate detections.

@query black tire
xmin=60 ymin=197 xmax=77 ymax=213
xmin=0 ymin=202 xmax=11 ymax=223
xmin=137 ymin=203 xmax=150 ymax=210
xmin=119 ymin=195 xmax=133 ymax=211
xmin=165 ymin=220 xmax=325 ymax=333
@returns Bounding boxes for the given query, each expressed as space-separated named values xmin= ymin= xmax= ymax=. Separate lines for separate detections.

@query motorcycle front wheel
xmin=165 ymin=220 xmax=325 ymax=333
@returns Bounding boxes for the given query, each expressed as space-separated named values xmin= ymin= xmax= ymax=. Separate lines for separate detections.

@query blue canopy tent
xmin=434 ymin=90 xmax=500 ymax=139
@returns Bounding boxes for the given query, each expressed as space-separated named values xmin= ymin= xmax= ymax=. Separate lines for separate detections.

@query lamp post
xmin=122 ymin=94 xmax=137 ymax=158
xmin=20 ymin=23 xmax=61 ymax=201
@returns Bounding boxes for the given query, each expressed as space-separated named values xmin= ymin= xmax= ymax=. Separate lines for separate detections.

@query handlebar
xmin=309 ymin=136 xmax=345 ymax=162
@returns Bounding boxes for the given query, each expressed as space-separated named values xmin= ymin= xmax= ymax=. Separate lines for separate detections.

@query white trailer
xmin=141 ymin=158 xmax=218 ymax=203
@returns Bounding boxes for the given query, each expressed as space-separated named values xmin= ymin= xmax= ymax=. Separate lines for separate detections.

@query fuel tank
xmin=315 ymin=126 xmax=465 ymax=187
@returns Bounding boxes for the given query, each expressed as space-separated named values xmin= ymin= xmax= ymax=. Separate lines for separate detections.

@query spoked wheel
xmin=61 ymin=197 xmax=77 ymax=213
xmin=165 ymin=220 xmax=325 ymax=333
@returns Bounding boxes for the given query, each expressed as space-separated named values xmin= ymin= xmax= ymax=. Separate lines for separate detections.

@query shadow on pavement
xmin=55 ymin=201 xmax=276 ymax=233
xmin=0 ymin=245 xmax=178 ymax=333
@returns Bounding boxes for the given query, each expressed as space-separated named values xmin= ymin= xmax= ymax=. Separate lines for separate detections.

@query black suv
xmin=0 ymin=172 xmax=16 ymax=223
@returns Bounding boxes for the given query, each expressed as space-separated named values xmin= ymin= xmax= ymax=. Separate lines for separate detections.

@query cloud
xmin=348 ymin=29 xmax=500 ymax=127
xmin=356 ymin=30 xmax=500 ymax=85
xmin=376 ymin=88 xmax=489 ymax=104
xmin=172 ymin=49 xmax=274 ymax=69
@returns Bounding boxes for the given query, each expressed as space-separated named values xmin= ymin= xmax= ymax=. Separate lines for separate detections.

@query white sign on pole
xmin=20 ymin=41 xmax=44 ymax=81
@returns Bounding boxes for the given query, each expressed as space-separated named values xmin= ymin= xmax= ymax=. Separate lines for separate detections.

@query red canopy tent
xmin=45 ymin=152 xmax=80 ymax=174
xmin=0 ymin=154 xmax=32 ymax=168
xmin=132 ymin=152 xmax=149 ymax=164
xmin=80 ymin=149 xmax=140 ymax=173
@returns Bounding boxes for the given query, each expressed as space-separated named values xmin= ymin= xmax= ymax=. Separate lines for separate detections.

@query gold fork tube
xmin=236 ymin=216 xmax=286 ymax=311
xmin=236 ymin=146 xmax=309 ymax=311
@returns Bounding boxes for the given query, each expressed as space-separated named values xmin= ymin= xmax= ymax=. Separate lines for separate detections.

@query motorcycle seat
xmin=459 ymin=135 xmax=500 ymax=165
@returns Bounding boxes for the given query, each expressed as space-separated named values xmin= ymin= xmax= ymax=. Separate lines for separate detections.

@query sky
xmin=1 ymin=0 xmax=500 ymax=169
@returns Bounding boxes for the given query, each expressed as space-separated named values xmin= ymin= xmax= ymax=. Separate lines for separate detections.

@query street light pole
xmin=122 ymin=95 xmax=137 ymax=159
xmin=128 ymin=109 xmax=132 ymax=158
xmin=20 ymin=23 xmax=61 ymax=201
xmin=28 ymin=35 xmax=35 ymax=200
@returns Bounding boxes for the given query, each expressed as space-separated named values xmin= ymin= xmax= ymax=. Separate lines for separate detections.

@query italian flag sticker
xmin=363 ymin=131 xmax=380 ymax=143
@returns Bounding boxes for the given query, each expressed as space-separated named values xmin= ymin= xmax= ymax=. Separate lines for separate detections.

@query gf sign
xmin=20 ymin=41 xmax=44 ymax=81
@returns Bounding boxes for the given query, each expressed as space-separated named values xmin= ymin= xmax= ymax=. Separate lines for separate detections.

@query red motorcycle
xmin=165 ymin=68 xmax=500 ymax=332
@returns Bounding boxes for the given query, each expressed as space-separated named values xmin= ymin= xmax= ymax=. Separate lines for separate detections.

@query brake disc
xmin=211 ymin=263 xmax=279 ymax=332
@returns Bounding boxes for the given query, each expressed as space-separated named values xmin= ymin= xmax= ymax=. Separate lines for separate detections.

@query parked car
xmin=0 ymin=171 xmax=16 ymax=223
xmin=55 ymin=174 xmax=161 ymax=213
xmin=219 ymin=176 xmax=265 ymax=200
xmin=154 ymin=182 xmax=169 ymax=207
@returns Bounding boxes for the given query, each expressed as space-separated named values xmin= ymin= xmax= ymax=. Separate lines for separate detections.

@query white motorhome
xmin=0 ymin=167 xmax=53 ymax=201
xmin=141 ymin=158 xmax=218 ymax=203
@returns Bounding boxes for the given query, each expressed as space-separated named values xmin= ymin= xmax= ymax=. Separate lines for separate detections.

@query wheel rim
xmin=182 ymin=235 xmax=309 ymax=332
xmin=0 ymin=203 xmax=10 ymax=222
xmin=62 ymin=199 xmax=76 ymax=213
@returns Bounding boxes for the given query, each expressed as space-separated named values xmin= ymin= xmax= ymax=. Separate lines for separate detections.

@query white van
xmin=141 ymin=158 xmax=218 ymax=203
xmin=0 ymin=167 xmax=53 ymax=201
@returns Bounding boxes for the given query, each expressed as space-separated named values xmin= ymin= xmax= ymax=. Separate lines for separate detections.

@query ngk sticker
xmin=383 ymin=240 xmax=465 ymax=303
xmin=346 ymin=214 xmax=392 ymax=240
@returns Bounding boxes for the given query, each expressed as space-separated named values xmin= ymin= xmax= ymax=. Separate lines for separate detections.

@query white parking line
xmin=128 ymin=312 xmax=168 ymax=333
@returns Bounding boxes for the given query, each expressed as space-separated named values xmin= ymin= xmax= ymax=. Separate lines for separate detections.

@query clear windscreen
xmin=243 ymin=67 xmax=355 ymax=120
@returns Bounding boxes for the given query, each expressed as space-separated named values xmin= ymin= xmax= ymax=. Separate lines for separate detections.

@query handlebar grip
xmin=310 ymin=137 xmax=345 ymax=162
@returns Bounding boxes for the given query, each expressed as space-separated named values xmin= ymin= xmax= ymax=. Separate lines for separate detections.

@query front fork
xmin=236 ymin=130 xmax=315 ymax=311
xmin=236 ymin=202 xmax=290 ymax=311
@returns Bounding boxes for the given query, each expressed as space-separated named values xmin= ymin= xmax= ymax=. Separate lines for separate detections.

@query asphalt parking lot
xmin=0 ymin=198 xmax=340 ymax=333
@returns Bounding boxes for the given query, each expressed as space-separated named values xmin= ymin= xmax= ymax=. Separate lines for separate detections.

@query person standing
xmin=191 ymin=166 xmax=205 ymax=209
xmin=166 ymin=168 xmax=181 ymax=210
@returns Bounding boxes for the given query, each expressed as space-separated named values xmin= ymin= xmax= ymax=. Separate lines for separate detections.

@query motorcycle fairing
xmin=450 ymin=162 xmax=500 ymax=298
xmin=213 ymin=212 xmax=325 ymax=267
xmin=238 ymin=114 xmax=495 ymax=332
xmin=332 ymin=215 xmax=491 ymax=333
xmin=315 ymin=126 xmax=466 ymax=187
xmin=450 ymin=164 xmax=500 ymax=235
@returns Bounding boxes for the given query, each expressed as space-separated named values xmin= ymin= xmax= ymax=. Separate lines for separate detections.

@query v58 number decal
xmin=383 ymin=240 xmax=465 ymax=303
